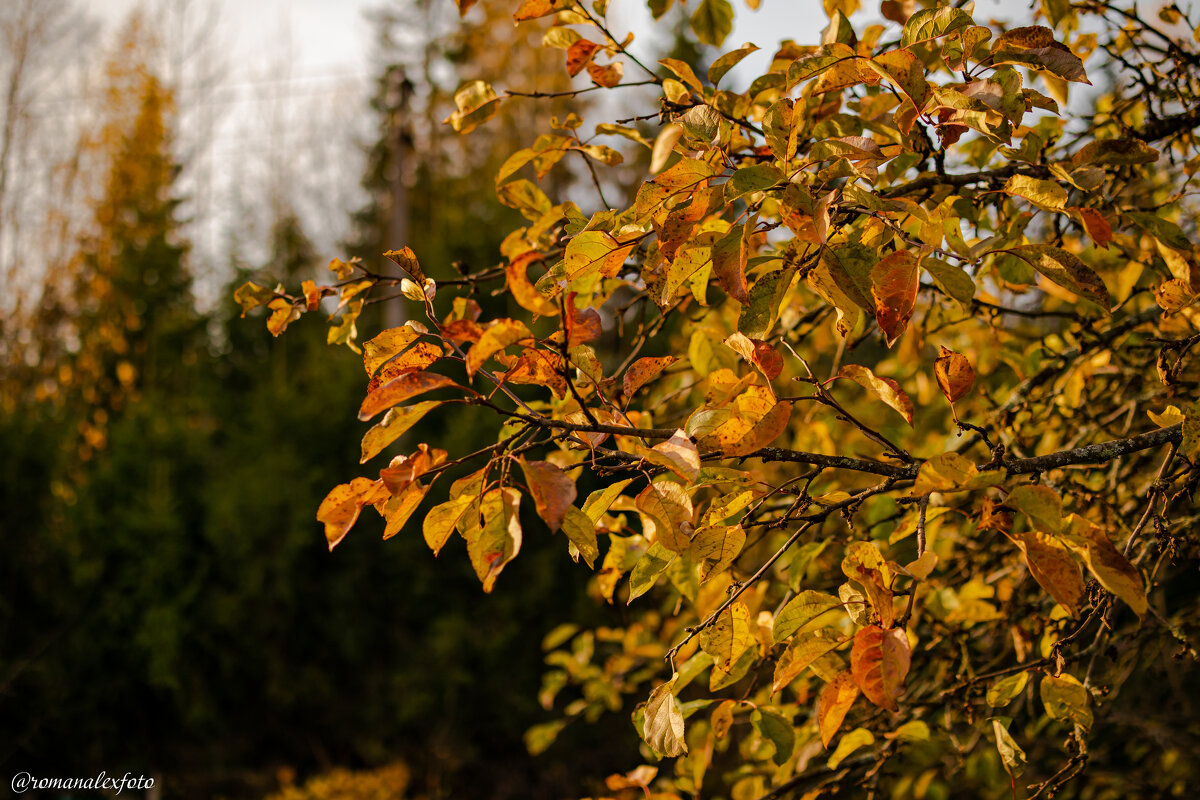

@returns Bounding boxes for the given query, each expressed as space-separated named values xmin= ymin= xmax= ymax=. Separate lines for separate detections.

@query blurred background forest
xmin=0 ymin=0 xmax=686 ymax=796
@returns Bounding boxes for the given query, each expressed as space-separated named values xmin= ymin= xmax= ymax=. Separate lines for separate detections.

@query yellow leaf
xmin=772 ymin=628 xmax=845 ymax=693
xmin=817 ymin=670 xmax=860 ymax=747
xmin=423 ymin=494 xmax=476 ymax=556
xmin=360 ymin=400 xmax=441 ymax=463
xmin=837 ymin=364 xmax=913 ymax=425
xmin=643 ymin=678 xmax=688 ymax=757
xmin=466 ymin=319 xmax=532 ymax=377
xmin=644 ymin=429 xmax=701 ymax=483
xmin=1040 ymin=673 xmax=1093 ymax=730
xmin=826 ymin=727 xmax=874 ymax=769
xmin=700 ymin=602 xmax=755 ymax=671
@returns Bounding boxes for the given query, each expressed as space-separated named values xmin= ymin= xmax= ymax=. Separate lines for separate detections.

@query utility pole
xmin=383 ymin=64 xmax=413 ymax=329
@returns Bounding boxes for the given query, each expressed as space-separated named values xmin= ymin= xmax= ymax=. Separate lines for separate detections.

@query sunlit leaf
xmin=643 ymin=678 xmax=687 ymax=757
xmin=1040 ymin=673 xmax=1093 ymax=730
xmin=850 ymin=625 xmax=910 ymax=711
xmin=837 ymin=364 xmax=913 ymax=425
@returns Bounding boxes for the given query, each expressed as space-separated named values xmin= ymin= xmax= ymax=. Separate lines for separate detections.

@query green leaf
xmin=901 ymin=7 xmax=971 ymax=47
xmin=987 ymin=671 xmax=1030 ymax=707
xmin=991 ymin=719 xmax=1027 ymax=778
xmin=773 ymin=590 xmax=844 ymax=643
xmin=1040 ymin=673 xmax=1093 ymax=730
xmin=629 ymin=541 xmax=675 ymax=601
xmin=1005 ymin=244 xmax=1112 ymax=310
xmin=751 ymin=708 xmax=795 ymax=765
xmin=1007 ymin=484 xmax=1063 ymax=535
xmin=922 ymin=257 xmax=976 ymax=304
xmin=690 ymin=0 xmax=734 ymax=47
xmin=525 ymin=719 xmax=570 ymax=756
xmin=826 ymin=727 xmax=873 ymax=769
xmin=1127 ymin=211 xmax=1192 ymax=252
xmin=561 ymin=506 xmax=599 ymax=568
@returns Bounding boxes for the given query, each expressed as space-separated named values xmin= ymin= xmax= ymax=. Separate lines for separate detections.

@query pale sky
xmin=76 ymin=0 xmax=1032 ymax=302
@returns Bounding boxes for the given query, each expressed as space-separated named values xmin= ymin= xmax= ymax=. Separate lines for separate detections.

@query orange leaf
xmin=358 ymin=372 xmax=457 ymax=421
xmin=513 ymin=0 xmax=559 ymax=22
xmin=850 ymin=625 xmax=910 ymax=712
xmin=934 ymin=345 xmax=974 ymax=405
xmin=466 ymin=319 xmax=532 ymax=377
xmin=368 ymin=342 xmax=444 ymax=392
xmin=712 ymin=224 xmax=750 ymax=305
xmin=817 ymin=670 xmax=861 ymax=747
xmin=565 ymin=39 xmax=600 ymax=77
xmin=724 ymin=332 xmax=784 ymax=380
xmin=317 ymin=477 xmax=390 ymax=551
xmin=623 ymin=356 xmax=677 ymax=398
xmin=363 ymin=324 xmax=423 ymax=376
xmin=586 ymin=59 xmax=624 ymax=88
xmin=440 ymin=318 xmax=484 ymax=345
xmin=1014 ymin=530 xmax=1084 ymax=616
xmin=506 ymin=252 xmax=559 ymax=316
xmin=567 ymin=307 xmax=603 ymax=347
xmin=1075 ymin=207 xmax=1113 ymax=248
xmin=503 ymin=349 xmax=568 ymax=399
xmin=871 ymin=250 xmax=919 ymax=348
xmin=520 ymin=459 xmax=577 ymax=531
xmin=378 ymin=444 xmax=447 ymax=494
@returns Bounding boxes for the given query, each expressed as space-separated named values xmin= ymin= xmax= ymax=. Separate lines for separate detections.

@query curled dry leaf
xmin=724 ymin=332 xmax=784 ymax=380
xmin=934 ymin=345 xmax=974 ymax=406
xmin=317 ymin=477 xmax=391 ymax=551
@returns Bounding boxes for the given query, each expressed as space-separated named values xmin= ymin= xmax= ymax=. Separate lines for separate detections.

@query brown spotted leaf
xmin=623 ymin=356 xmax=677 ymax=398
xmin=870 ymin=251 xmax=920 ymax=348
xmin=565 ymin=39 xmax=600 ymax=77
xmin=318 ymin=477 xmax=391 ymax=551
